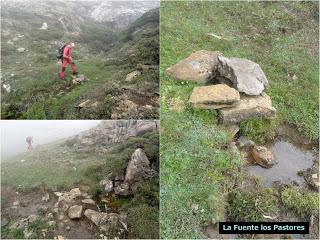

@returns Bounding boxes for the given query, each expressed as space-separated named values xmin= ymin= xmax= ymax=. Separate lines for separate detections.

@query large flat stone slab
xmin=220 ymin=93 xmax=276 ymax=124
xmin=166 ymin=50 xmax=222 ymax=84
xmin=217 ymin=56 xmax=268 ymax=95
xmin=189 ymin=84 xmax=240 ymax=109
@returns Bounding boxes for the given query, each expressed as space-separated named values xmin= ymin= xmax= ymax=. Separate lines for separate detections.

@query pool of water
xmin=248 ymin=140 xmax=315 ymax=187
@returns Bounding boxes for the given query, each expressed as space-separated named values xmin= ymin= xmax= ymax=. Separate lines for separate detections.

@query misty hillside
xmin=1 ymin=1 xmax=159 ymax=120
xmin=1 ymin=120 xmax=159 ymax=239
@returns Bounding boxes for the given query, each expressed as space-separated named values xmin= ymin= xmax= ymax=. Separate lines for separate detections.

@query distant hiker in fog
xmin=58 ymin=42 xmax=78 ymax=80
xmin=26 ymin=136 xmax=33 ymax=151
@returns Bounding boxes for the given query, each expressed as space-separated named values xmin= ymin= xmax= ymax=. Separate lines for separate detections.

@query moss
xmin=281 ymin=186 xmax=319 ymax=220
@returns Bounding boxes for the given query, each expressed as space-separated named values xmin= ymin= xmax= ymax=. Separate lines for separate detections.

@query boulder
xmin=81 ymin=199 xmax=95 ymax=205
xmin=84 ymin=209 xmax=125 ymax=234
xmin=68 ymin=205 xmax=83 ymax=219
xmin=219 ymin=93 xmax=276 ymax=124
xmin=125 ymin=70 xmax=141 ymax=82
xmin=114 ymin=183 xmax=131 ymax=196
xmin=124 ymin=148 xmax=150 ymax=183
xmin=189 ymin=84 xmax=240 ymax=109
xmin=217 ymin=56 xmax=268 ymax=96
xmin=17 ymin=47 xmax=25 ymax=52
xmin=166 ymin=50 xmax=222 ymax=84
xmin=251 ymin=146 xmax=275 ymax=168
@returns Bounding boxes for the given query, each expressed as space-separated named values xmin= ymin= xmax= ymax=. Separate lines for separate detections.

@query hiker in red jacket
xmin=26 ymin=136 xmax=33 ymax=151
xmin=59 ymin=42 xmax=78 ymax=80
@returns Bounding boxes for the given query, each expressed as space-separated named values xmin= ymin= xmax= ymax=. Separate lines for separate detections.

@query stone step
xmin=220 ymin=93 xmax=276 ymax=124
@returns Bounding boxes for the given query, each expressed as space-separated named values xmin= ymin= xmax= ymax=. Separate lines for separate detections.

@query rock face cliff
xmin=74 ymin=120 xmax=158 ymax=149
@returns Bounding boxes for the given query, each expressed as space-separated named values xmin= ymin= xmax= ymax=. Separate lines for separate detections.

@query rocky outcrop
xmin=74 ymin=120 xmax=158 ymax=150
xmin=124 ymin=148 xmax=152 ymax=183
xmin=189 ymin=84 xmax=240 ymax=109
xmin=219 ymin=93 xmax=276 ymax=124
xmin=217 ymin=56 xmax=268 ymax=96
xmin=251 ymin=145 xmax=276 ymax=168
xmin=166 ymin=50 xmax=222 ymax=84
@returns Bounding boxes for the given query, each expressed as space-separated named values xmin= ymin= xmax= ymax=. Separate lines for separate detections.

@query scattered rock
xmin=237 ymin=136 xmax=255 ymax=149
xmin=189 ymin=84 xmax=240 ymax=109
xmin=100 ymin=179 xmax=113 ymax=193
xmin=66 ymin=226 xmax=70 ymax=231
xmin=54 ymin=192 xmax=63 ymax=197
xmin=48 ymin=221 xmax=56 ymax=227
xmin=40 ymin=22 xmax=48 ymax=30
xmin=7 ymin=40 xmax=14 ymax=45
xmin=217 ymin=56 xmax=268 ymax=95
xmin=23 ymin=228 xmax=33 ymax=238
xmin=13 ymin=201 xmax=20 ymax=206
xmin=42 ymin=193 xmax=50 ymax=202
xmin=81 ymin=199 xmax=95 ymax=205
xmin=166 ymin=50 xmax=222 ymax=84
xmin=2 ymin=83 xmax=11 ymax=93
xmin=17 ymin=47 xmax=26 ymax=53
xmin=72 ymin=74 xmax=86 ymax=84
xmin=68 ymin=205 xmax=83 ymax=219
xmin=114 ymin=183 xmax=131 ymax=196
xmin=220 ymin=93 xmax=276 ymax=124
xmin=84 ymin=209 xmax=125 ymax=234
xmin=10 ymin=215 xmax=38 ymax=230
xmin=70 ymin=188 xmax=81 ymax=196
xmin=191 ymin=203 xmax=199 ymax=213
xmin=251 ymin=146 xmax=275 ymax=168
xmin=13 ymin=37 xmax=19 ymax=41
xmin=77 ymin=99 xmax=91 ymax=108
xmin=125 ymin=70 xmax=141 ymax=82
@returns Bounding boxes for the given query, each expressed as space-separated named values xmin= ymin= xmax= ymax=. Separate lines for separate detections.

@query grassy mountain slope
xmin=1 ymin=130 xmax=159 ymax=238
xmin=1 ymin=7 xmax=159 ymax=119
xmin=160 ymin=1 xmax=318 ymax=238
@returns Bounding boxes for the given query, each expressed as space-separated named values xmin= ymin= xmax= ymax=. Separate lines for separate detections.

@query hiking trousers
xmin=59 ymin=58 xmax=76 ymax=79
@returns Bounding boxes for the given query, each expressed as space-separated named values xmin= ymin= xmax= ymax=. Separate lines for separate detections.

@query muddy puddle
xmin=248 ymin=139 xmax=315 ymax=187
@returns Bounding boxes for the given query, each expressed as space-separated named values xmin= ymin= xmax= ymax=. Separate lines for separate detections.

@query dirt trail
xmin=1 ymin=186 xmax=111 ymax=239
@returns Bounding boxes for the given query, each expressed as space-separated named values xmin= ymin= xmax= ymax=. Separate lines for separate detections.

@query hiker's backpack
xmin=56 ymin=44 xmax=66 ymax=60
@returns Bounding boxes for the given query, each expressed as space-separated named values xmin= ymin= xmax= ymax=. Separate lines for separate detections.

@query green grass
xmin=160 ymin=1 xmax=318 ymax=238
xmin=227 ymin=188 xmax=278 ymax=222
xmin=281 ymin=186 xmax=319 ymax=220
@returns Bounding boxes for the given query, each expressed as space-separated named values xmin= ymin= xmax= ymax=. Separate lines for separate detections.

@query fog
xmin=1 ymin=120 xmax=101 ymax=161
